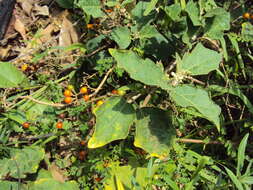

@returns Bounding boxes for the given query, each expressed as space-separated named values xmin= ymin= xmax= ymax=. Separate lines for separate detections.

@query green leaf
xmin=29 ymin=170 xmax=79 ymax=190
xmin=77 ymin=0 xmax=105 ymax=18
xmin=0 ymin=181 xmax=27 ymax=190
xmin=170 ymin=85 xmax=221 ymax=130
xmin=0 ymin=146 xmax=45 ymax=178
xmin=143 ymin=0 xmax=158 ymax=16
xmin=56 ymin=0 xmax=74 ymax=8
xmin=134 ymin=108 xmax=176 ymax=159
xmin=177 ymin=43 xmax=222 ymax=76
xmin=88 ymin=97 xmax=135 ymax=148
xmin=237 ymin=133 xmax=249 ymax=176
xmin=0 ymin=62 xmax=27 ymax=88
xmin=241 ymin=22 xmax=253 ymax=41
xmin=185 ymin=0 xmax=201 ymax=26
xmin=110 ymin=26 xmax=131 ymax=49
xmin=164 ymin=3 xmax=181 ymax=21
xmin=138 ymin=25 xmax=159 ymax=39
xmin=204 ymin=8 xmax=230 ymax=39
xmin=109 ymin=49 xmax=171 ymax=90
xmin=225 ymin=167 xmax=244 ymax=190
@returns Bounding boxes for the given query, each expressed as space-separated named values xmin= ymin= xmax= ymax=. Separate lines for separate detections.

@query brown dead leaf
xmin=49 ymin=163 xmax=68 ymax=183
xmin=0 ymin=45 xmax=11 ymax=60
xmin=14 ymin=17 xmax=27 ymax=40
xmin=17 ymin=0 xmax=34 ymax=16
xmin=59 ymin=11 xmax=78 ymax=47
xmin=33 ymin=3 xmax=49 ymax=16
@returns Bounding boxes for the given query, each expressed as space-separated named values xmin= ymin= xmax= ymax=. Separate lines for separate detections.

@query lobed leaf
xmin=88 ymin=97 xmax=135 ymax=148
xmin=177 ymin=43 xmax=222 ymax=76
xmin=170 ymin=85 xmax=221 ymax=130
xmin=134 ymin=108 xmax=176 ymax=159
xmin=0 ymin=62 xmax=28 ymax=88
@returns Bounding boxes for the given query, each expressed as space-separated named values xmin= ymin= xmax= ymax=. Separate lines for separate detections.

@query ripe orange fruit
xmin=78 ymin=150 xmax=87 ymax=160
xmin=22 ymin=122 xmax=30 ymax=129
xmin=115 ymin=4 xmax=120 ymax=9
xmin=243 ymin=12 xmax=250 ymax=19
xmin=80 ymin=140 xmax=86 ymax=146
xmin=105 ymin=9 xmax=113 ymax=13
xmin=64 ymin=96 xmax=72 ymax=104
xmin=83 ymin=95 xmax=90 ymax=102
xmin=112 ymin=89 xmax=118 ymax=94
xmin=63 ymin=89 xmax=72 ymax=97
xmin=56 ymin=121 xmax=63 ymax=129
xmin=67 ymin=85 xmax=74 ymax=91
xmin=87 ymin=24 xmax=94 ymax=29
xmin=80 ymin=87 xmax=88 ymax=94
xmin=96 ymin=100 xmax=104 ymax=106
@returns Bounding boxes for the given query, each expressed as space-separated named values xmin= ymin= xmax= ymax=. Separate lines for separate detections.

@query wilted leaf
xmin=0 ymin=62 xmax=27 ymax=88
xmin=49 ymin=163 xmax=68 ymax=183
xmin=14 ymin=17 xmax=27 ymax=40
xmin=177 ymin=43 xmax=222 ymax=75
xmin=17 ymin=0 xmax=33 ymax=15
xmin=33 ymin=4 xmax=49 ymax=16
xmin=134 ymin=108 xmax=176 ymax=159
xmin=170 ymin=85 xmax=221 ymax=130
xmin=88 ymin=97 xmax=135 ymax=148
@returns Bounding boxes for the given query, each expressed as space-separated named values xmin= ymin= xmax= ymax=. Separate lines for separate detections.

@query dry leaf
xmin=0 ymin=45 xmax=11 ymax=60
xmin=49 ymin=163 xmax=68 ymax=183
xmin=17 ymin=0 xmax=34 ymax=16
xmin=59 ymin=12 xmax=78 ymax=47
xmin=33 ymin=3 xmax=49 ymax=16
xmin=14 ymin=17 xmax=27 ymax=40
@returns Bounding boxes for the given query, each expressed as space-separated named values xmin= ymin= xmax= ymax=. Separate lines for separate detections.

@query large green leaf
xmin=204 ymin=8 xmax=230 ymax=39
xmin=143 ymin=0 xmax=158 ymax=16
xmin=0 ymin=146 xmax=45 ymax=178
xmin=109 ymin=49 xmax=171 ymax=90
xmin=28 ymin=169 xmax=79 ymax=190
xmin=185 ymin=0 xmax=201 ymax=26
xmin=170 ymin=85 xmax=221 ymax=130
xmin=177 ymin=43 xmax=222 ymax=76
xmin=237 ymin=133 xmax=249 ymax=176
xmin=110 ymin=26 xmax=131 ymax=49
xmin=88 ymin=97 xmax=135 ymax=148
xmin=77 ymin=0 xmax=104 ymax=18
xmin=134 ymin=108 xmax=176 ymax=159
xmin=0 ymin=181 xmax=27 ymax=190
xmin=0 ymin=62 xmax=27 ymax=88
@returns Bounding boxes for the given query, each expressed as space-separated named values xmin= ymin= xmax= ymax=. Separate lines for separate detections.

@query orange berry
xmin=94 ymin=177 xmax=103 ymax=182
xmin=22 ymin=122 xmax=30 ymax=129
xmin=21 ymin=64 xmax=28 ymax=71
xmin=112 ymin=89 xmax=118 ymax=94
xmin=87 ymin=24 xmax=94 ymax=29
xmin=80 ymin=87 xmax=88 ymax=94
xmin=83 ymin=95 xmax=90 ymax=102
xmin=115 ymin=4 xmax=120 ymax=9
xmin=78 ymin=150 xmax=87 ymax=160
xmin=243 ymin=12 xmax=250 ymax=19
xmin=64 ymin=96 xmax=72 ymax=104
xmin=63 ymin=89 xmax=72 ymax=97
xmin=96 ymin=100 xmax=104 ymax=106
xmin=105 ymin=9 xmax=113 ymax=13
xmin=56 ymin=121 xmax=63 ymax=129
xmin=67 ymin=85 xmax=74 ymax=91
xmin=80 ymin=140 xmax=86 ymax=146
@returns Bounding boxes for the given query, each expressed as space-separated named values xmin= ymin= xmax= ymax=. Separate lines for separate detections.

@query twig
xmin=185 ymin=76 xmax=205 ymax=86
xmin=84 ymin=44 xmax=109 ymax=58
xmin=177 ymin=138 xmax=221 ymax=144
xmin=90 ymin=67 xmax=114 ymax=98
xmin=19 ymin=96 xmax=65 ymax=107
